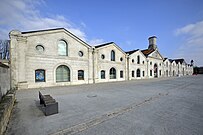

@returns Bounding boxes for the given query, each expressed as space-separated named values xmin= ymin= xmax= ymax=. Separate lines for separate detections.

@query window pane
xmin=78 ymin=70 xmax=84 ymax=80
xmin=35 ymin=69 xmax=45 ymax=82
xmin=58 ymin=40 xmax=67 ymax=56
xmin=110 ymin=68 xmax=116 ymax=79
xmin=56 ymin=65 xmax=70 ymax=82
xmin=137 ymin=69 xmax=140 ymax=77
xmin=137 ymin=56 xmax=140 ymax=64
xmin=120 ymin=71 xmax=123 ymax=78
xmin=101 ymin=70 xmax=105 ymax=79
xmin=132 ymin=71 xmax=134 ymax=77
xmin=111 ymin=50 xmax=115 ymax=61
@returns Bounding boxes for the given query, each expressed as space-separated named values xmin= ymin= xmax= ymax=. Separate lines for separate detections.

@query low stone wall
xmin=0 ymin=62 xmax=10 ymax=101
xmin=0 ymin=91 xmax=15 ymax=135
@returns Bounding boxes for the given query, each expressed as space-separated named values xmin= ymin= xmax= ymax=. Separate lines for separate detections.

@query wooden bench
xmin=39 ymin=91 xmax=58 ymax=116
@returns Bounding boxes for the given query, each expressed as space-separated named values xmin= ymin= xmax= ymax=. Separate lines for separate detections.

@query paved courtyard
xmin=6 ymin=75 xmax=203 ymax=135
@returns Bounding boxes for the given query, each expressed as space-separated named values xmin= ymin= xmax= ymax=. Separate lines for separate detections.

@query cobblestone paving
xmin=5 ymin=75 xmax=203 ymax=135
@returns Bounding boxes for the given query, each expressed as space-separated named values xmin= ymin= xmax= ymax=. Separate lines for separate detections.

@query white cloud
xmin=174 ymin=20 xmax=203 ymax=66
xmin=88 ymin=39 xmax=105 ymax=45
xmin=0 ymin=0 xmax=88 ymax=42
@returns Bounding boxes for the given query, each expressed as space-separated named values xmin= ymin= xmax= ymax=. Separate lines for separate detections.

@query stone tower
xmin=148 ymin=36 xmax=157 ymax=50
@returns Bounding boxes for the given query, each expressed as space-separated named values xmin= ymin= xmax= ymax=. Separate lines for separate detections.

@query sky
xmin=0 ymin=0 xmax=203 ymax=66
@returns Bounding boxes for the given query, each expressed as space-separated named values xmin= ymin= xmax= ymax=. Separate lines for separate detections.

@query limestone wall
xmin=0 ymin=63 xmax=10 ymax=100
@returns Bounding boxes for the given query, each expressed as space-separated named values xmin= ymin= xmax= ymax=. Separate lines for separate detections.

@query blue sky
xmin=1 ymin=0 xmax=203 ymax=66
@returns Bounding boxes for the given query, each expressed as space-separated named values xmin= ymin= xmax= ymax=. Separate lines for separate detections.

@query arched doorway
xmin=154 ymin=63 xmax=158 ymax=78
xmin=136 ymin=69 xmax=140 ymax=77
xmin=56 ymin=65 xmax=70 ymax=82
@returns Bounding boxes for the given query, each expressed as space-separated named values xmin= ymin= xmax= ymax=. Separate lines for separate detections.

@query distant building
xmin=9 ymin=28 xmax=193 ymax=89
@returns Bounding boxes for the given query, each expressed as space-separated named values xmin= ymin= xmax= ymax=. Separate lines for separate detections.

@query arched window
xmin=58 ymin=40 xmax=68 ymax=56
xmin=137 ymin=55 xmax=140 ymax=64
xmin=111 ymin=50 xmax=115 ymax=61
xmin=35 ymin=69 xmax=45 ymax=82
xmin=136 ymin=69 xmax=140 ymax=77
xmin=132 ymin=71 xmax=135 ymax=77
xmin=78 ymin=70 xmax=84 ymax=80
xmin=110 ymin=67 xmax=116 ymax=79
xmin=101 ymin=70 xmax=105 ymax=79
xmin=56 ymin=65 xmax=70 ymax=82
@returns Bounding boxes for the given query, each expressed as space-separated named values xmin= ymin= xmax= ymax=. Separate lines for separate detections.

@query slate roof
xmin=173 ymin=59 xmax=185 ymax=64
xmin=94 ymin=42 xmax=114 ymax=48
xmin=21 ymin=28 xmax=91 ymax=47
xmin=125 ymin=49 xmax=139 ymax=55
xmin=21 ymin=28 xmax=64 ymax=34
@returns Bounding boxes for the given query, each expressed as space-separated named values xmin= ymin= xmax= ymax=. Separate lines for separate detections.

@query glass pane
xmin=35 ymin=70 xmax=45 ymax=82
xmin=110 ymin=68 xmax=116 ymax=79
xmin=56 ymin=65 xmax=70 ymax=82
xmin=78 ymin=70 xmax=84 ymax=80
xmin=101 ymin=70 xmax=105 ymax=79
xmin=58 ymin=40 xmax=67 ymax=56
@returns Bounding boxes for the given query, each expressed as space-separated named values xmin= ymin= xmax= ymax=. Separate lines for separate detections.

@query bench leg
xmin=45 ymin=102 xmax=58 ymax=116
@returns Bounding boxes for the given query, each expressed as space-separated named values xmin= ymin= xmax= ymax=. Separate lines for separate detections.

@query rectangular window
xmin=143 ymin=71 xmax=145 ymax=77
xmin=132 ymin=71 xmax=135 ymax=77
xmin=120 ymin=70 xmax=123 ymax=78
xmin=150 ymin=70 xmax=152 ymax=76
xmin=101 ymin=70 xmax=105 ymax=79
xmin=35 ymin=69 xmax=45 ymax=82
xmin=159 ymin=70 xmax=162 ymax=76
xmin=78 ymin=70 xmax=84 ymax=80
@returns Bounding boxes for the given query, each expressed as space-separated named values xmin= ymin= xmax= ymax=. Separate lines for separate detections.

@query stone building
xmin=141 ymin=36 xmax=164 ymax=78
xmin=93 ymin=42 xmax=127 ymax=83
xmin=163 ymin=58 xmax=171 ymax=77
xmin=9 ymin=28 xmax=193 ymax=89
xmin=126 ymin=49 xmax=147 ymax=80
xmin=9 ymin=28 xmax=93 ymax=89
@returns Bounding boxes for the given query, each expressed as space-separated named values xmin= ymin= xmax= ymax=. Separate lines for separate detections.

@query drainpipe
xmin=92 ymin=47 xmax=95 ymax=83
xmin=126 ymin=54 xmax=130 ymax=80
xmin=147 ymin=60 xmax=149 ymax=78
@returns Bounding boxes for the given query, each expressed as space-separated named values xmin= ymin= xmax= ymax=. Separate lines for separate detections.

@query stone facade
xmin=126 ymin=50 xmax=147 ymax=80
xmin=9 ymin=28 xmax=193 ymax=89
xmin=94 ymin=43 xmax=127 ymax=83
xmin=0 ymin=62 xmax=10 ymax=99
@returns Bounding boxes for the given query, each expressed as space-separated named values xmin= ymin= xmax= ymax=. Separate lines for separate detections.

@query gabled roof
xmin=125 ymin=49 xmax=139 ymax=55
xmin=141 ymin=49 xmax=155 ymax=57
xmin=21 ymin=28 xmax=91 ymax=48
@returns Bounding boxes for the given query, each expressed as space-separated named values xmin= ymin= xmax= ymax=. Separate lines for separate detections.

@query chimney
xmin=148 ymin=36 xmax=157 ymax=50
